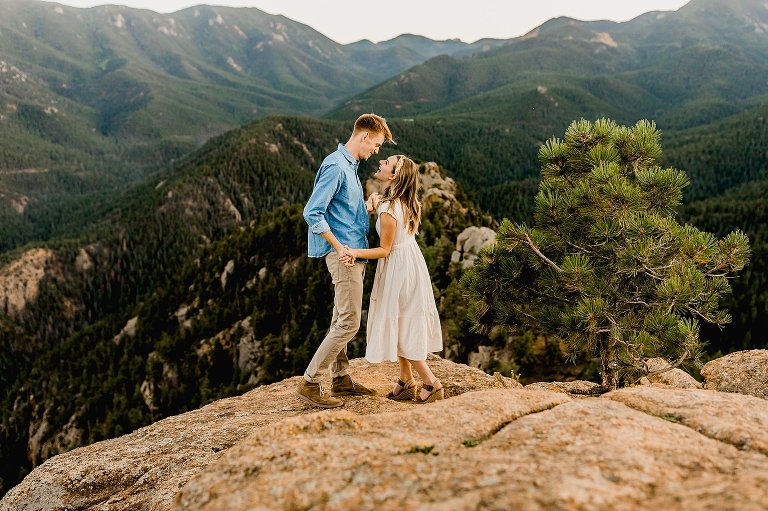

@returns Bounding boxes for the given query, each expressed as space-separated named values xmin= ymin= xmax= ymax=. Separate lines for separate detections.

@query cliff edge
xmin=3 ymin=355 xmax=768 ymax=511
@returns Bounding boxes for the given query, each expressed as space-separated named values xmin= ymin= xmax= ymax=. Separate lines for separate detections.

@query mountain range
xmin=0 ymin=0 xmax=505 ymax=161
xmin=331 ymin=0 xmax=768 ymax=125
xmin=5 ymin=0 xmax=767 ymax=249
xmin=1 ymin=0 xmax=767 ymax=499
xmin=0 ymin=0 xmax=509 ymax=249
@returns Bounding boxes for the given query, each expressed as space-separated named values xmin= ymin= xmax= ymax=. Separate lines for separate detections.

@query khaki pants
xmin=304 ymin=253 xmax=366 ymax=383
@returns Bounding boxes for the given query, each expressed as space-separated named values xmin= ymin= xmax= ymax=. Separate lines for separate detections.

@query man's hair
xmin=353 ymin=113 xmax=395 ymax=144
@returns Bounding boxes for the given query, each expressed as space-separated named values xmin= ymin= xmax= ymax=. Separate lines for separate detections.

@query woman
xmin=341 ymin=155 xmax=444 ymax=403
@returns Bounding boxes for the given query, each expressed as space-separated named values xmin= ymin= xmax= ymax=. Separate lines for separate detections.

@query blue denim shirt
xmin=303 ymin=144 xmax=369 ymax=261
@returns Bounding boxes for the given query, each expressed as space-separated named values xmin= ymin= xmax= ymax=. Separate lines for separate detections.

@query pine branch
xmin=685 ymin=305 xmax=721 ymax=325
xmin=641 ymin=348 xmax=690 ymax=380
xmin=644 ymin=261 xmax=677 ymax=272
xmin=606 ymin=317 xmax=646 ymax=370
xmin=512 ymin=306 xmax=538 ymax=321
xmin=523 ymin=233 xmax=562 ymax=272
xmin=533 ymin=290 xmax=571 ymax=304
xmin=640 ymin=264 xmax=664 ymax=280
xmin=565 ymin=240 xmax=611 ymax=260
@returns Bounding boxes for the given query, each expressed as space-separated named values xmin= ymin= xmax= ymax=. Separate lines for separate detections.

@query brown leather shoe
xmin=296 ymin=381 xmax=344 ymax=408
xmin=331 ymin=374 xmax=376 ymax=396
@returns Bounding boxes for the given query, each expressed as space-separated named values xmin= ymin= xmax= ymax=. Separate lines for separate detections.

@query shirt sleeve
xmin=378 ymin=200 xmax=398 ymax=223
xmin=303 ymin=163 xmax=342 ymax=234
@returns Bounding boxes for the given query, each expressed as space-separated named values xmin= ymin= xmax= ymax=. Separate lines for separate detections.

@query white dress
xmin=365 ymin=199 xmax=443 ymax=362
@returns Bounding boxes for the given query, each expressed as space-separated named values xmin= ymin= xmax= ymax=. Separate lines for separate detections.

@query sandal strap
xmin=423 ymin=380 xmax=442 ymax=393
xmin=388 ymin=379 xmax=415 ymax=397
xmin=398 ymin=378 xmax=416 ymax=388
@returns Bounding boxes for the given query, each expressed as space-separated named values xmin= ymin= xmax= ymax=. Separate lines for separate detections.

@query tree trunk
xmin=600 ymin=335 xmax=620 ymax=390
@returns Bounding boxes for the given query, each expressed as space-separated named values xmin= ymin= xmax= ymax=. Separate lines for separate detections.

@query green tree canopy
xmin=462 ymin=119 xmax=750 ymax=389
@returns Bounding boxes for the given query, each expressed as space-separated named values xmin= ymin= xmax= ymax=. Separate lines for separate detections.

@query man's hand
xmin=339 ymin=245 xmax=356 ymax=266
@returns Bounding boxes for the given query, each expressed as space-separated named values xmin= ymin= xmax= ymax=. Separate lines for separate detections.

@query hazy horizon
xmin=47 ymin=0 xmax=692 ymax=44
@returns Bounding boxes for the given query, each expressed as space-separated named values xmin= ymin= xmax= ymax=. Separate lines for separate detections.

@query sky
xmin=50 ymin=0 xmax=692 ymax=44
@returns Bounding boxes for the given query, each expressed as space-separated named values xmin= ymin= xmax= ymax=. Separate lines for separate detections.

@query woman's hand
xmin=366 ymin=193 xmax=382 ymax=212
xmin=339 ymin=245 xmax=356 ymax=266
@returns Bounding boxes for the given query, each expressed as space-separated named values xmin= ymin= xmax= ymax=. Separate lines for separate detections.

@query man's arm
xmin=320 ymin=230 xmax=345 ymax=254
xmin=303 ymin=163 xmax=344 ymax=252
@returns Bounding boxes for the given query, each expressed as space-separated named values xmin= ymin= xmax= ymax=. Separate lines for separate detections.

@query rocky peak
xmin=3 ymin=354 xmax=768 ymax=510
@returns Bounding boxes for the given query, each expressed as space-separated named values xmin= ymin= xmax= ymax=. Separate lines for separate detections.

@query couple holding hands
xmin=297 ymin=114 xmax=444 ymax=409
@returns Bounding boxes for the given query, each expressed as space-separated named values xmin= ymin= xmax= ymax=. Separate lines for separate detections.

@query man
xmin=298 ymin=113 xmax=395 ymax=408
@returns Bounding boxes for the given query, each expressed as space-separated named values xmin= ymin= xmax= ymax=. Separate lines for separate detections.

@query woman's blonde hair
xmin=381 ymin=155 xmax=421 ymax=234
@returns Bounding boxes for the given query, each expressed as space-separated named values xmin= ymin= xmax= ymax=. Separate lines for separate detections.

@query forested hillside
xmin=680 ymin=179 xmax=768 ymax=353
xmin=325 ymin=0 xmax=768 ymax=225
xmin=0 ymin=116 xmax=330 ymax=492
xmin=0 ymin=0 xmax=507 ymax=252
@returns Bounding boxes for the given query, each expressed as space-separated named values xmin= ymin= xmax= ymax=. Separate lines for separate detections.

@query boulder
xmin=701 ymin=349 xmax=768 ymax=400
xmin=605 ymin=385 xmax=768 ymax=456
xmin=451 ymin=226 xmax=496 ymax=269
xmin=525 ymin=380 xmax=601 ymax=395
xmin=643 ymin=357 xmax=702 ymax=389
xmin=467 ymin=345 xmax=494 ymax=369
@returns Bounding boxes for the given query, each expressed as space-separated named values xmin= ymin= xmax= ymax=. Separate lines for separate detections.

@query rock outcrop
xmin=525 ymin=380 xmax=601 ymax=394
xmin=701 ymin=349 xmax=768 ymax=400
xmin=640 ymin=357 xmax=703 ymax=389
xmin=451 ymin=226 xmax=496 ymax=269
xmin=0 ymin=248 xmax=54 ymax=318
xmin=113 ymin=316 xmax=139 ymax=345
xmin=3 ymin=356 xmax=768 ymax=511
xmin=197 ymin=316 xmax=264 ymax=382
xmin=178 ymin=385 xmax=768 ymax=511
xmin=0 ymin=358 xmax=513 ymax=510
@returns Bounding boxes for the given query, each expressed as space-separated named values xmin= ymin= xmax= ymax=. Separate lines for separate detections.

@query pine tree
xmin=462 ymin=119 xmax=750 ymax=390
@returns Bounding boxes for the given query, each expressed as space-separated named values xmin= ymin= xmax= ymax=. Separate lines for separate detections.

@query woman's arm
xmin=352 ymin=211 xmax=397 ymax=260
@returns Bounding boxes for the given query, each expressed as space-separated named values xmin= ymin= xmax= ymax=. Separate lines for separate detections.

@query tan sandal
xmin=387 ymin=378 xmax=417 ymax=401
xmin=413 ymin=379 xmax=444 ymax=404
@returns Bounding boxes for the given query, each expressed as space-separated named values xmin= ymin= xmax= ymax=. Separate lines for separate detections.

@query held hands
xmin=339 ymin=245 xmax=356 ymax=267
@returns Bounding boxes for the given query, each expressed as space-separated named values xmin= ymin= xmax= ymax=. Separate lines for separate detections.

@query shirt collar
xmin=338 ymin=143 xmax=358 ymax=167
